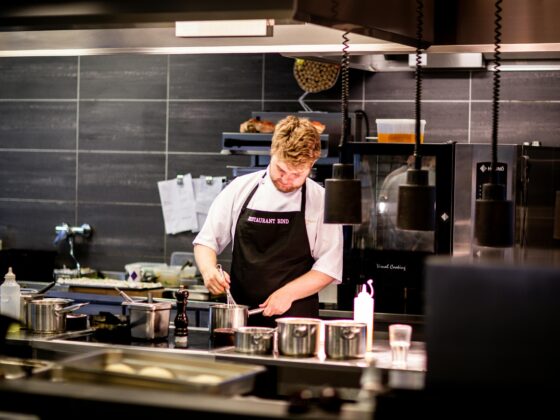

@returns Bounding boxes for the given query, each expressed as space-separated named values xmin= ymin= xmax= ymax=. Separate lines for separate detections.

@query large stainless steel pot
xmin=324 ymin=320 xmax=366 ymax=360
xmin=123 ymin=300 xmax=172 ymax=340
xmin=276 ymin=317 xmax=322 ymax=357
xmin=19 ymin=282 xmax=56 ymax=326
xmin=234 ymin=327 xmax=275 ymax=355
xmin=27 ymin=298 xmax=89 ymax=333
xmin=208 ymin=304 xmax=264 ymax=333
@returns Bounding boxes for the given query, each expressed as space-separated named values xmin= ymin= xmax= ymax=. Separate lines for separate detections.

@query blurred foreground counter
xmin=2 ymin=325 xmax=425 ymax=419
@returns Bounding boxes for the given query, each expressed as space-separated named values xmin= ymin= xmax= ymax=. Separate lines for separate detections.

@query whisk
xmin=217 ymin=264 xmax=237 ymax=307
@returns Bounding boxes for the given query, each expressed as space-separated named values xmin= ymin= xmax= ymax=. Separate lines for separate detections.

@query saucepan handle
xmin=248 ymin=308 xmax=265 ymax=316
xmin=55 ymin=302 xmax=89 ymax=314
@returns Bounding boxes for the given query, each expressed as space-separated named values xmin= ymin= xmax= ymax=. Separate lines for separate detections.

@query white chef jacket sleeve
xmin=312 ymin=222 xmax=343 ymax=284
xmin=310 ymin=203 xmax=343 ymax=284
xmin=192 ymin=182 xmax=236 ymax=255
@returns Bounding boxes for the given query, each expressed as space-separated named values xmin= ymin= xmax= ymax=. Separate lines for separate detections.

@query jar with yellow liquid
xmin=376 ymin=119 xmax=426 ymax=143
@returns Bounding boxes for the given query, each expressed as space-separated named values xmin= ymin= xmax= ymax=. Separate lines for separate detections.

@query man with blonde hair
xmin=193 ymin=116 xmax=343 ymax=326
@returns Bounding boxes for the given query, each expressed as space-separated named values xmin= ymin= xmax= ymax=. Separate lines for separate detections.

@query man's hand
xmin=202 ymin=266 xmax=230 ymax=296
xmin=259 ymin=288 xmax=295 ymax=317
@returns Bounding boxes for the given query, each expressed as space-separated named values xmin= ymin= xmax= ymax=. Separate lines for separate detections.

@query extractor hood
xmin=2 ymin=0 xmax=560 ymax=63
xmin=0 ymin=0 xmax=426 ymax=57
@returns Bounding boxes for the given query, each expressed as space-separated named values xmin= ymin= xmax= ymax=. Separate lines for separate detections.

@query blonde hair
xmin=270 ymin=116 xmax=321 ymax=166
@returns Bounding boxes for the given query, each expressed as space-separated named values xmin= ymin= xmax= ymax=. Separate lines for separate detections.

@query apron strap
xmin=240 ymin=173 xmax=266 ymax=213
xmin=300 ymin=181 xmax=307 ymax=214
xmin=241 ymin=172 xmax=308 ymax=214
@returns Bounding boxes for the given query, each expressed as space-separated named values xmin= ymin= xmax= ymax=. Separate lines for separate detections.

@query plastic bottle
xmin=1 ymin=267 xmax=21 ymax=320
xmin=353 ymin=279 xmax=374 ymax=352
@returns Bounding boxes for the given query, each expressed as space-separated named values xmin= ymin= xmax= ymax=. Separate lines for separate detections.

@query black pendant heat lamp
xmin=396 ymin=0 xmax=435 ymax=232
xmin=324 ymin=163 xmax=361 ymax=224
xmin=474 ymin=0 xmax=514 ymax=248
xmin=324 ymin=31 xmax=361 ymax=225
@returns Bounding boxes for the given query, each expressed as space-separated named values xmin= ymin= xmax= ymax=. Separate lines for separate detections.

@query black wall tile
xmin=168 ymin=154 xmax=250 ymax=180
xmin=470 ymin=102 xmax=560 ymax=145
xmin=166 ymin=231 xmax=233 ymax=264
xmin=80 ymin=55 xmax=167 ymax=99
xmin=79 ymin=101 xmax=166 ymax=151
xmin=364 ymin=71 xmax=470 ymax=100
xmin=77 ymin=203 xmax=165 ymax=270
xmin=0 ymin=57 xmax=77 ymax=99
xmin=170 ymin=54 xmax=263 ymax=100
xmin=262 ymin=100 xmax=364 ymax=114
xmin=0 ymin=151 xmax=75 ymax=200
xmin=0 ymin=200 xmax=74 ymax=250
xmin=168 ymin=101 xmax=257 ymax=153
xmin=264 ymin=54 xmax=362 ymax=101
xmin=472 ymin=71 xmax=560 ymax=101
xmin=364 ymin=101 xmax=469 ymax=143
xmin=165 ymin=231 xmax=199 ymax=259
xmin=78 ymin=152 xmax=165 ymax=204
xmin=0 ymin=102 xmax=77 ymax=149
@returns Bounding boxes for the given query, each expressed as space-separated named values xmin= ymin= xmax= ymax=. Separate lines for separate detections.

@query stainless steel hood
xmin=0 ymin=0 xmax=426 ymax=57
xmin=2 ymin=0 xmax=560 ymax=64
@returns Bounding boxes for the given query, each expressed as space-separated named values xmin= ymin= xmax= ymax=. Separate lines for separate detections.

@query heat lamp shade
xmin=324 ymin=163 xmax=361 ymax=224
xmin=396 ymin=169 xmax=435 ymax=231
xmin=474 ymin=197 xmax=514 ymax=247
xmin=554 ymin=191 xmax=560 ymax=240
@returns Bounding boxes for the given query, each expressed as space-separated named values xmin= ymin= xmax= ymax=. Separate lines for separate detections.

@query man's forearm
xmin=193 ymin=244 xmax=218 ymax=278
xmin=279 ymin=270 xmax=334 ymax=302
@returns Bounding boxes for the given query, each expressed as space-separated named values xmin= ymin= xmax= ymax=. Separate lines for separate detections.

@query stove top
xmin=64 ymin=329 xmax=223 ymax=351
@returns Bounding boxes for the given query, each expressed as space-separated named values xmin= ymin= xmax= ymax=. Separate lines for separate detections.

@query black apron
xmin=230 ymin=174 xmax=318 ymax=327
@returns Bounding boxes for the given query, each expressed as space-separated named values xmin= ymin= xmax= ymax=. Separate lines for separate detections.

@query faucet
xmin=53 ymin=223 xmax=92 ymax=273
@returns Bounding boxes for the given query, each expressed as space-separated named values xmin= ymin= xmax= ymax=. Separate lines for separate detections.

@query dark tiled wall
xmin=1 ymin=53 xmax=560 ymax=272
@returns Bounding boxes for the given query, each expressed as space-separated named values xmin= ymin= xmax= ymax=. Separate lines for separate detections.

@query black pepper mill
xmin=174 ymin=285 xmax=189 ymax=348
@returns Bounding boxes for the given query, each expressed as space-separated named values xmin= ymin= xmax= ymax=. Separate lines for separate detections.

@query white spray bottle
xmin=1 ymin=267 xmax=21 ymax=321
xmin=353 ymin=279 xmax=374 ymax=352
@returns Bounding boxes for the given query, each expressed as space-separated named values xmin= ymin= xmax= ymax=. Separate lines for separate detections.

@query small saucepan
xmin=234 ymin=326 xmax=275 ymax=355
xmin=27 ymin=298 xmax=89 ymax=334
xmin=208 ymin=304 xmax=264 ymax=334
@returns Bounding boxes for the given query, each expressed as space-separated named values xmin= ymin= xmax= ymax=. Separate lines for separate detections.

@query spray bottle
xmin=1 ymin=267 xmax=21 ymax=321
xmin=353 ymin=279 xmax=374 ymax=352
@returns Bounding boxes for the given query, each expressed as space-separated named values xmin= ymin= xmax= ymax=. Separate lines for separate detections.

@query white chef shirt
xmin=193 ymin=168 xmax=343 ymax=283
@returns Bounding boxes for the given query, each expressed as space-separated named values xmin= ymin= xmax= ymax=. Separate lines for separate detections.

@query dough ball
xmin=188 ymin=374 xmax=222 ymax=385
xmin=105 ymin=363 xmax=136 ymax=375
xmin=138 ymin=366 xmax=175 ymax=379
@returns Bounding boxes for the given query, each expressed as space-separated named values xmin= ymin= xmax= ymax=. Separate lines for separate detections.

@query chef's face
xmin=269 ymin=155 xmax=313 ymax=193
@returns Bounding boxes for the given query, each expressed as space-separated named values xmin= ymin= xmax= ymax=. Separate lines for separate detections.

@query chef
xmin=193 ymin=115 xmax=343 ymax=326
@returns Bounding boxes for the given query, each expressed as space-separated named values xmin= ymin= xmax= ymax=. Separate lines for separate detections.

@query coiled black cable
xmin=340 ymin=30 xmax=350 ymax=147
xmin=491 ymin=0 xmax=503 ymax=185
xmin=414 ymin=0 xmax=424 ymax=170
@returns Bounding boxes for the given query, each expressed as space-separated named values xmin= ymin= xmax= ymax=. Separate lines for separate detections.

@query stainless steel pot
xmin=234 ymin=327 xmax=275 ymax=355
xmin=324 ymin=320 xmax=366 ymax=360
xmin=27 ymin=298 xmax=89 ymax=333
xmin=123 ymin=300 xmax=172 ymax=340
xmin=208 ymin=304 xmax=264 ymax=333
xmin=276 ymin=317 xmax=322 ymax=357
xmin=19 ymin=282 xmax=56 ymax=326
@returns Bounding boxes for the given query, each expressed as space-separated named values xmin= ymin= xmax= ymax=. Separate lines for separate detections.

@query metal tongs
xmin=217 ymin=264 xmax=237 ymax=307
xmin=114 ymin=287 xmax=135 ymax=303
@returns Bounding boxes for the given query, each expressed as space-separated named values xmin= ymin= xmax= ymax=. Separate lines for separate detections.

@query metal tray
xmin=53 ymin=349 xmax=264 ymax=395
xmin=0 ymin=357 xmax=54 ymax=380
xmin=163 ymin=285 xmax=210 ymax=301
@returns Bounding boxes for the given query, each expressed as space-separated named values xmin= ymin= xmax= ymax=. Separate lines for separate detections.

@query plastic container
xmin=376 ymin=119 xmax=426 ymax=143
xmin=1 ymin=267 xmax=21 ymax=320
xmin=353 ymin=279 xmax=374 ymax=352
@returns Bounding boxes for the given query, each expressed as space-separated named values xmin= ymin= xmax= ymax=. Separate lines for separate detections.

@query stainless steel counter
xmin=3 ymin=322 xmax=426 ymax=418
